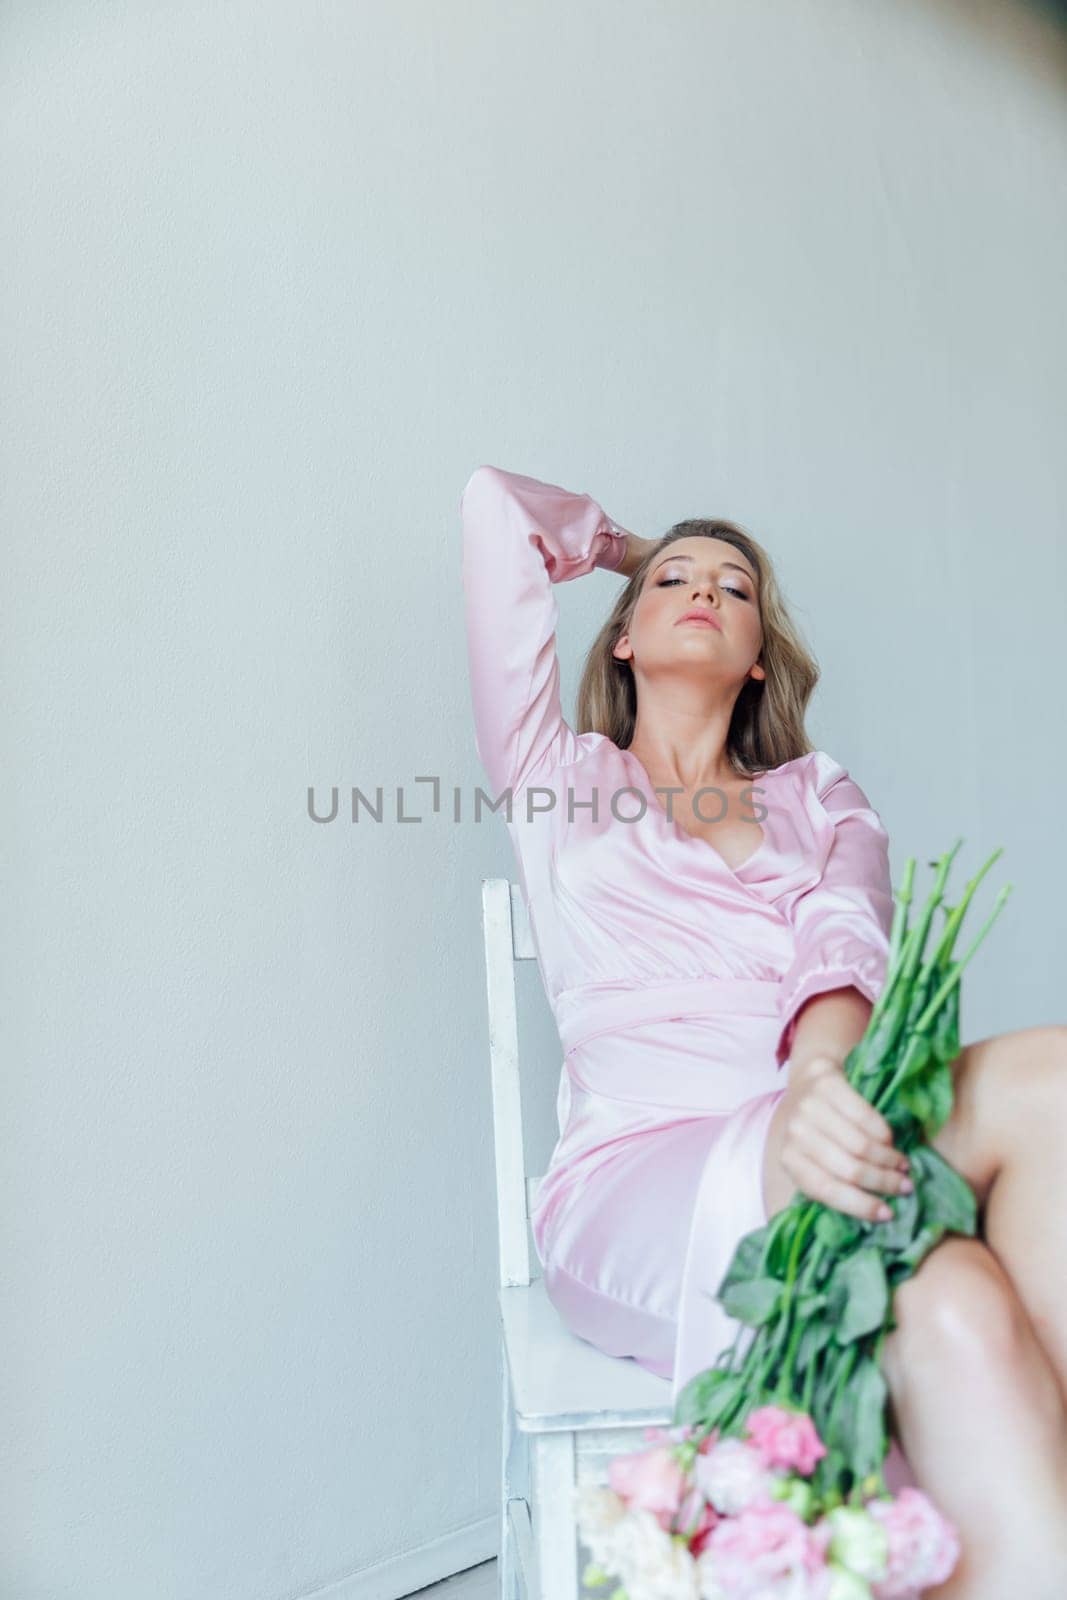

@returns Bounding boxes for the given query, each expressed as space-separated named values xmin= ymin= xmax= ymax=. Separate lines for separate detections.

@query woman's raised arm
xmin=459 ymin=464 xmax=632 ymax=797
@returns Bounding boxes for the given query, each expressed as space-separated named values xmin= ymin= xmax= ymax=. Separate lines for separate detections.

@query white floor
xmin=407 ymin=1559 xmax=497 ymax=1597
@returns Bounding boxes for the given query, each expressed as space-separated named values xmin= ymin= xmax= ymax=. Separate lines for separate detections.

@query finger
xmin=789 ymin=1149 xmax=894 ymax=1224
xmin=819 ymin=1071 xmax=897 ymax=1148
xmin=803 ymin=1098 xmax=907 ymax=1176
xmin=799 ymin=1122 xmax=912 ymax=1199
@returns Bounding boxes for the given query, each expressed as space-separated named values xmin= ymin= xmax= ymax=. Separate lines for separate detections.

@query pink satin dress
xmin=460 ymin=464 xmax=916 ymax=1494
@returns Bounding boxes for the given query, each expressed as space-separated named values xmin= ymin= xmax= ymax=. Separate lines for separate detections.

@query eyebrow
xmin=651 ymin=552 xmax=757 ymax=585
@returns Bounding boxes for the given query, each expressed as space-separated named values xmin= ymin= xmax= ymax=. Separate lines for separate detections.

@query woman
xmin=459 ymin=463 xmax=1067 ymax=1596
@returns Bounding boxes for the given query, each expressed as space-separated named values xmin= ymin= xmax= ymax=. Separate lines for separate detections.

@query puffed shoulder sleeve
xmin=459 ymin=464 xmax=631 ymax=797
xmin=774 ymin=754 xmax=894 ymax=1070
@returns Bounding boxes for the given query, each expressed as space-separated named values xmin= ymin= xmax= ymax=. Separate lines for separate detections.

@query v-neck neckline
xmin=618 ymin=745 xmax=773 ymax=878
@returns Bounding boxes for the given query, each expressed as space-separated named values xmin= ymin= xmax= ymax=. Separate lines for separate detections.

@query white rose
xmin=695 ymin=1547 xmax=729 ymax=1600
xmin=694 ymin=1437 xmax=778 ymax=1515
xmin=718 ymin=1569 xmax=813 ymax=1600
xmin=824 ymin=1561 xmax=874 ymax=1600
xmin=825 ymin=1507 xmax=889 ymax=1582
xmin=575 ymin=1484 xmax=628 ymax=1575
xmin=616 ymin=1508 xmax=700 ymax=1600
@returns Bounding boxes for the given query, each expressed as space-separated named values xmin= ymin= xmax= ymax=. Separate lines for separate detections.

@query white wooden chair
xmin=480 ymin=877 xmax=674 ymax=1600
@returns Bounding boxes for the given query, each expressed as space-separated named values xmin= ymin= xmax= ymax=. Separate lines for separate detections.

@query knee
xmin=937 ymin=1024 xmax=1067 ymax=1187
xmin=1021 ymin=1022 xmax=1067 ymax=1096
xmin=1044 ymin=1022 xmax=1067 ymax=1093
xmin=1006 ymin=1025 xmax=1067 ymax=1150
xmin=886 ymin=1237 xmax=1031 ymax=1377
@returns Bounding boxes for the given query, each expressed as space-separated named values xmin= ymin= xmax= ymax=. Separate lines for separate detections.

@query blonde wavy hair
xmin=575 ymin=518 xmax=819 ymax=779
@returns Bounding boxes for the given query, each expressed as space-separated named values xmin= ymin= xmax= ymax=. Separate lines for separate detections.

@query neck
xmin=626 ymin=720 xmax=740 ymax=790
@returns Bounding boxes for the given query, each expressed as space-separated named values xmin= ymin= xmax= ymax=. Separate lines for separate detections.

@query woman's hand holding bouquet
xmin=773 ymin=1053 xmax=915 ymax=1228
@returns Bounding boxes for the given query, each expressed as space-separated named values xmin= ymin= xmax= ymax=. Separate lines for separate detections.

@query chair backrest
xmin=480 ymin=876 xmax=545 ymax=1291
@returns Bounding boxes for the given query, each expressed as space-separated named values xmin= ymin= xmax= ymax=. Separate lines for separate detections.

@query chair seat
xmin=499 ymin=1277 xmax=674 ymax=1435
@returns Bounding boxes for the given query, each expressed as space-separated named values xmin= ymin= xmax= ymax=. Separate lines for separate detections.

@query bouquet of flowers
xmin=576 ymin=842 xmax=1010 ymax=1599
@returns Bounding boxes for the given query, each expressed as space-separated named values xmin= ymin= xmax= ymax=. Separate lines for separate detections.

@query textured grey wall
xmin=2 ymin=1 xmax=1065 ymax=1596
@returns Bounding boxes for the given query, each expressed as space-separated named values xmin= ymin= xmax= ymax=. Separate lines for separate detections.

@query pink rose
xmin=744 ymin=1405 xmax=828 ymax=1476
xmin=707 ymin=1500 xmax=827 ymax=1591
xmin=868 ymin=1487 xmax=961 ymax=1596
xmin=608 ymin=1443 xmax=688 ymax=1531
xmin=675 ymin=1481 xmax=721 ymax=1556
xmin=642 ymin=1421 xmax=700 ymax=1446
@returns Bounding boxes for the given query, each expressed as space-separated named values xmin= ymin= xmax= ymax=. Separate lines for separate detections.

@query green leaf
xmin=922 ymin=1060 xmax=955 ymax=1137
xmin=729 ymin=1222 xmax=771 ymax=1273
xmin=795 ymin=1317 xmax=834 ymax=1369
xmin=828 ymin=1250 xmax=889 ymax=1343
xmin=898 ymin=1036 xmax=935 ymax=1090
xmin=720 ymin=1276 xmax=782 ymax=1327
xmin=811 ymin=1369 xmax=837 ymax=1445
xmin=813 ymin=1343 xmax=856 ymax=1444
xmin=900 ymin=1081 xmax=932 ymax=1125
xmin=829 ymin=1354 xmax=890 ymax=1484
xmin=874 ymin=1185 xmax=920 ymax=1252
xmin=717 ymin=1223 xmax=774 ymax=1295
xmin=892 ymin=1221 xmax=945 ymax=1275
xmin=859 ymin=1005 xmax=907 ymax=1073
xmin=842 ymin=1038 xmax=873 ymax=1081
xmin=673 ymin=1368 xmax=744 ymax=1429
xmin=796 ymin=1290 xmax=829 ymax=1319
xmin=814 ymin=1209 xmax=862 ymax=1252
xmin=932 ymin=983 xmax=961 ymax=1067
xmin=909 ymin=1144 xmax=977 ymax=1236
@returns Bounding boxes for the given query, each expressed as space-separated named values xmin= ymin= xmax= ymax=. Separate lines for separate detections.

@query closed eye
xmin=657 ymin=577 xmax=751 ymax=601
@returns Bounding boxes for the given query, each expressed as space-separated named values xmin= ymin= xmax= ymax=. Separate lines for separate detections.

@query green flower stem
xmin=924 ymin=848 xmax=1003 ymax=976
xmin=873 ymin=883 xmax=1011 ymax=1115
xmin=861 ymin=843 xmax=966 ymax=1053
xmin=885 ymin=856 xmax=915 ymax=970
xmin=865 ymin=851 xmax=1006 ymax=1108
xmin=772 ymin=1213 xmax=822 ymax=1399
xmin=801 ymin=1319 xmax=819 ymax=1414
xmin=912 ymin=882 xmax=1012 ymax=1035
xmin=871 ymin=1028 xmax=927 ymax=1114
xmin=826 ymin=1342 xmax=859 ymax=1438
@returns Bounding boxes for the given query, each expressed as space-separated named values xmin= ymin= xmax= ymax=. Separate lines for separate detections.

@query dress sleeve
xmin=459 ymin=464 xmax=631 ymax=796
xmin=774 ymin=757 xmax=894 ymax=1070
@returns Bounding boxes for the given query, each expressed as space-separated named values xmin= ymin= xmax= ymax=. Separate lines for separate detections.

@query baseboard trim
xmin=289 ymin=1515 xmax=497 ymax=1600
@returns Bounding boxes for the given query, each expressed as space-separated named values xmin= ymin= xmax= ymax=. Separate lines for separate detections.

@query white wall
xmin=3 ymin=1 xmax=1065 ymax=1596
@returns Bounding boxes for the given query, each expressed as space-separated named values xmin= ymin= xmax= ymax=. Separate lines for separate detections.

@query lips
xmin=677 ymin=610 xmax=721 ymax=630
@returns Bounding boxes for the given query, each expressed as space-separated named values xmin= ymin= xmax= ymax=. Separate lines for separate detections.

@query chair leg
xmin=531 ymin=1431 xmax=579 ymax=1600
xmin=499 ymin=1341 xmax=528 ymax=1600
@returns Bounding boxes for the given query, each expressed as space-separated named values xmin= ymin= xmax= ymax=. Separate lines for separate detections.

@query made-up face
xmin=611 ymin=536 xmax=765 ymax=690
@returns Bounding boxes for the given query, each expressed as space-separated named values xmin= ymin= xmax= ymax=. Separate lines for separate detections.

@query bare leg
xmin=890 ymin=1024 xmax=1067 ymax=1596
xmin=932 ymin=1025 xmax=1067 ymax=1407
xmin=764 ymin=1023 xmax=1067 ymax=1595
xmin=881 ymin=1237 xmax=1067 ymax=1599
